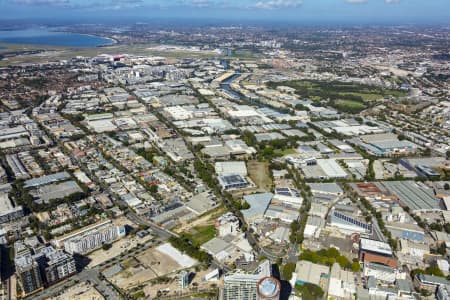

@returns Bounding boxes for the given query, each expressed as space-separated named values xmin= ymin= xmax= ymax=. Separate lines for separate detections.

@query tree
xmin=336 ymin=255 xmax=351 ymax=269
xmin=149 ymin=184 xmax=158 ymax=194
xmin=282 ymin=263 xmax=296 ymax=280
xmin=295 ymin=104 xmax=310 ymax=111
xmin=241 ymin=201 xmax=250 ymax=210
xmin=351 ymin=261 xmax=361 ymax=272
xmin=242 ymin=130 xmax=257 ymax=147
xmin=295 ymin=283 xmax=324 ymax=300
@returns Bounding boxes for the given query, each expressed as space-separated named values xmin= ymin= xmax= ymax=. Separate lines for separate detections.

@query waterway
xmin=0 ymin=28 xmax=114 ymax=47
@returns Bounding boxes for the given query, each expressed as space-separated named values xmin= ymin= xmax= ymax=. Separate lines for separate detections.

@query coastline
xmin=59 ymin=31 xmax=119 ymax=47
xmin=0 ymin=28 xmax=118 ymax=48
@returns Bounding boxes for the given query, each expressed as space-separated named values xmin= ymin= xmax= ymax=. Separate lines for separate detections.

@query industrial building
xmin=273 ymin=187 xmax=303 ymax=207
xmin=413 ymin=274 xmax=450 ymax=294
xmin=264 ymin=201 xmax=300 ymax=224
xmin=382 ymin=181 xmax=441 ymax=212
xmin=218 ymin=174 xmax=250 ymax=191
xmin=363 ymin=262 xmax=397 ymax=283
xmin=350 ymin=133 xmax=418 ymax=157
xmin=0 ymin=184 xmax=24 ymax=224
xmin=30 ymin=180 xmax=83 ymax=204
xmin=327 ymin=263 xmax=357 ymax=300
xmin=385 ymin=222 xmax=425 ymax=242
xmin=399 ymin=239 xmax=430 ymax=258
xmin=304 ymin=216 xmax=325 ymax=239
xmin=359 ymin=238 xmax=393 ymax=258
xmin=307 ymin=183 xmax=343 ymax=196
xmin=23 ymin=171 xmax=71 ymax=189
xmin=329 ymin=210 xmax=372 ymax=235
xmin=301 ymin=159 xmax=348 ymax=180
xmin=0 ymin=125 xmax=29 ymax=142
xmin=6 ymin=153 xmax=30 ymax=180
xmin=242 ymin=193 xmax=273 ymax=222
xmin=215 ymin=161 xmax=248 ymax=177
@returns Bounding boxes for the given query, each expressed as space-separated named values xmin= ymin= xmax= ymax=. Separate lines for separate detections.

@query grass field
xmin=247 ymin=160 xmax=273 ymax=192
xmin=342 ymin=92 xmax=382 ymax=101
xmin=268 ymin=80 xmax=407 ymax=103
xmin=274 ymin=148 xmax=298 ymax=156
xmin=231 ymin=49 xmax=262 ymax=59
xmin=185 ymin=225 xmax=216 ymax=247
xmin=335 ymin=100 xmax=367 ymax=111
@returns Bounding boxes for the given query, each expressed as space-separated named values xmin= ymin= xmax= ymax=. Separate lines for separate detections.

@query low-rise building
xmin=414 ymin=274 xmax=450 ymax=294
xmin=399 ymin=239 xmax=430 ymax=258
xmin=328 ymin=263 xmax=356 ymax=300
xmin=294 ymin=260 xmax=330 ymax=288
xmin=0 ymin=184 xmax=24 ymax=224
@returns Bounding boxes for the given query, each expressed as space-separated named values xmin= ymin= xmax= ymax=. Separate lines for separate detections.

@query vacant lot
xmin=247 ymin=160 xmax=272 ymax=192
xmin=87 ymin=232 xmax=152 ymax=268
xmin=53 ymin=282 xmax=104 ymax=300
xmin=109 ymin=265 xmax=157 ymax=290
xmin=174 ymin=205 xmax=225 ymax=234
xmin=136 ymin=247 xmax=183 ymax=276
xmin=185 ymin=225 xmax=216 ymax=247
xmin=109 ymin=246 xmax=187 ymax=290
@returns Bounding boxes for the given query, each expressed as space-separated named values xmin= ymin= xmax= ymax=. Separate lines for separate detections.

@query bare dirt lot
xmin=51 ymin=282 xmax=104 ymax=300
xmin=87 ymin=217 xmax=153 ymax=267
xmin=143 ymin=268 xmax=219 ymax=298
xmin=109 ymin=265 xmax=157 ymax=290
xmin=247 ymin=160 xmax=273 ymax=192
xmin=136 ymin=247 xmax=183 ymax=276
xmin=108 ymin=246 xmax=186 ymax=290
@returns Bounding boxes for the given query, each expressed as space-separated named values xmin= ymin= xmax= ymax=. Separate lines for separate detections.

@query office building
xmin=179 ymin=270 xmax=189 ymax=289
xmin=222 ymin=260 xmax=272 ymax=300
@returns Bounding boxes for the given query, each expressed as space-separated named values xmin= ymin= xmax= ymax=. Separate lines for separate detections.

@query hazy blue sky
xmin=1 ymin=0 xmax=449 ymax=24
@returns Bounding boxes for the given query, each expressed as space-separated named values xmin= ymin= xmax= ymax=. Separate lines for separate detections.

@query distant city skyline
xmin=1 ymin=0 xmax=449 ymax=25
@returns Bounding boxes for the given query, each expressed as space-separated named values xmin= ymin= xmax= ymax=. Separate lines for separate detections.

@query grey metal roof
xmin=242 ymin=193 xmax=273 ymax=220
xmin=382 ymin=181 xmax=440 ymax=211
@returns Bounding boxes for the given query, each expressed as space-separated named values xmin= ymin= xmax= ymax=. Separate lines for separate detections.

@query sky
xmin=0 ymin=0 xmax=449 ymax=25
